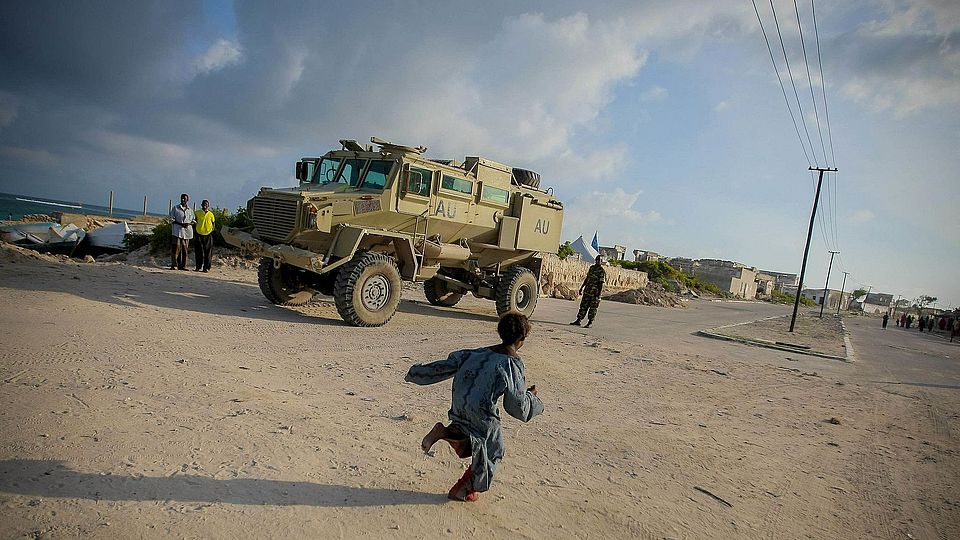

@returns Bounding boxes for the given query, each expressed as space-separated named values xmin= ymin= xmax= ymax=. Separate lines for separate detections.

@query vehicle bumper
xmin=220 ymin=226 xmax=325 ymax=272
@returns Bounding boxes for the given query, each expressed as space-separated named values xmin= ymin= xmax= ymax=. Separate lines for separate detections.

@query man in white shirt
xmin=169 ymin=193 xmax=196 ymax=270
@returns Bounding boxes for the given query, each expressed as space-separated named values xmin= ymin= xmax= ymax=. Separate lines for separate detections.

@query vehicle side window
xmin=441 ymin=174 xmax=473 ymax=195
xmin=481 ymin=185 xmax=510 ymax=205
xmin=407 ymin=167 xmax=433 ymax=196
xmin=362 ymin=160 xmax=393 ymax=191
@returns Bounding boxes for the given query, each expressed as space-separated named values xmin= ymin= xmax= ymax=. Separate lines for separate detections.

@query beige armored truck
xmin=221 ymin=137 xmax=564 ymax=327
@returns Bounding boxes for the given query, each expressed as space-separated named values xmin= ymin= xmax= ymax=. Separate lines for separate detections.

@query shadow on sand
xmin=1 ymin=260 xmax=502 ymax=327
xmin=0 ymin=459 xmax=445 ymax=507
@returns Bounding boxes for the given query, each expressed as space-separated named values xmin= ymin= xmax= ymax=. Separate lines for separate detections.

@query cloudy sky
xmin=1 ymin=1 xmax=957 ymax=307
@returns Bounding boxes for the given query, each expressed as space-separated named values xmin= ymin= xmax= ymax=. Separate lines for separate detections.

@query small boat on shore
xmin=0 ymin=222 xmax=86 ymax=255
xmin=86 ymin=221 xmax=131 ymax=251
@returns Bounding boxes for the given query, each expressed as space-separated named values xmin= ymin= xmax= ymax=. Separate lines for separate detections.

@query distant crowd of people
xmin=169 ymin=193 xmax=216 ymax=272
xmin=884 ymin=311 xmax=960 ymax=342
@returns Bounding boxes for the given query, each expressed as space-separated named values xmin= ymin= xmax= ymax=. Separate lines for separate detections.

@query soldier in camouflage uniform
xmin=571 ymin=255 xmax=606 ymax=328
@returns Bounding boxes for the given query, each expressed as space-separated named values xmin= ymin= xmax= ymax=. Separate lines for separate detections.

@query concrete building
xmin=755 ymin=273 xmax=776 ymax=300
xmin=760 ymin=270 xmax=800 ymax=291
xmin=851 ymin=292 xmax=894 ymax=315
xmin=800 ymin=288 xmax=852 ymax=311
xmin=633 ymin=249 xmax=662 ymax=263
xmin=692 ymin=259 xmax=759 ymax=299
xmin=598 ymin=244 xmax=626 ymax=261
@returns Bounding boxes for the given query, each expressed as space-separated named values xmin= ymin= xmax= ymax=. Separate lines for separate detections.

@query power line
xmin=829 ymin=171 xmax=840 ymax=249
xmin=833 ymin=172 xmax=840 ymax=245
xmin=769 ymin=0 xmax=820 ymax=167
xmin=811 ymin=0 xmax=837 ymax=166
xmin=751 ymin=0 xmax=812 ymax=166
xmin=793 ymin=0 xmax=828 ymax=165
xmin=813 ymin=170 xmax=833 ymax=251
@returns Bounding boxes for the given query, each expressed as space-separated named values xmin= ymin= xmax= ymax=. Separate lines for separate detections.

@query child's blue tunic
xmin=405 ymin=347 xmax=544 ymax=492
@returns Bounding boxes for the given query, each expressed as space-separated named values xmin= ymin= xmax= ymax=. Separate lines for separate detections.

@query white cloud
xmin=88 ymin=130 xmax=191 ymax=168
xmin=563 ymin=187 xmax=660 ymax=237
xmin=640 ymin=86 xmax=668 ymax=102
xmin=848 ymin=209 xmax=875 ymax=224
xmin=0 ymin=145 xmax=61 ymax=168
xmin=837 ymin=1 xmax=960 ymax=115
xmin=365 ymin=12 xmax=648 ymax=169
xmin=193 ymin=39 xmax=243 ymax=75
xmin=713 ymin=100 xmax=730 ymax=113
xmin=548 ymin=144 xmax=630 ymax=186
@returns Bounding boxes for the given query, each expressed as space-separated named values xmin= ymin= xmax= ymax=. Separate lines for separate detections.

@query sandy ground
xmin=710 ymin=313 xmax=848 ymax=358
xmin=0 ymin=245 xmax=958 ymax=539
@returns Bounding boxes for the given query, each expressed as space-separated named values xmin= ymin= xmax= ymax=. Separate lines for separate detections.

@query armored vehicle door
xmin=397 ymin=164 xmax=435 ymax=218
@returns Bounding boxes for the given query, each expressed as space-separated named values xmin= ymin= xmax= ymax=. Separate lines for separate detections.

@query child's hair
xmin=497 ymin=313 xmax=530 ymax=345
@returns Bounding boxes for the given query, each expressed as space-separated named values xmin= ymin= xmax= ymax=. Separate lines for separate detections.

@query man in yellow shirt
xmin=194 ymin=199 xmax=216 ymax=272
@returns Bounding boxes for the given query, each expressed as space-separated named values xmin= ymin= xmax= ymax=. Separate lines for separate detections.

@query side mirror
xmin=296 ymin=160 xmax=317 ymax=183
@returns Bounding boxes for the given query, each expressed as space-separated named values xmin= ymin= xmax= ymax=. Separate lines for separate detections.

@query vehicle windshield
xmin=308 ymin=157 xmax=343 ymax=185
xmin=310 ymin=158 xmax=394 ymax=192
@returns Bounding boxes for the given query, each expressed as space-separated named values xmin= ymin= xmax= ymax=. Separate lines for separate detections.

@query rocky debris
xmin=604 ymin=283 xmax=686 ymax=308
xmin=216 ymin=252 xmax=257 ymax=270
xmin=550 ymin=283 xmax=579 ymax=300
xmin=21 ymin=213 xmax=56 ymax=223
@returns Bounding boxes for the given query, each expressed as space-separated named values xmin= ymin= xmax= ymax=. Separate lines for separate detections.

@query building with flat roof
xmin=760 ymin=270 xmax=799 ymax=291
xmin=800 ymin=288 xmax=852 ymax=311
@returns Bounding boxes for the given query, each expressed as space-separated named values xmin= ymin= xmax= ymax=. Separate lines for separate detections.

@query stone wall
xmin=540 ymin=253 xmax=648 ymax=299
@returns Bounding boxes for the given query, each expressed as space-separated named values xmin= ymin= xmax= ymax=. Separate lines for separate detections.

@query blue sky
xmin=1 ymin=1 xmax=957 ymax=308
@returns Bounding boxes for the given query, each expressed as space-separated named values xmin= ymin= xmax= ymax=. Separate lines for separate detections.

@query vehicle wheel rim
xmin=515 ymin=284 xmax=530 ymax=310
xmin=361 ymin=274 xmax=390 ymax=311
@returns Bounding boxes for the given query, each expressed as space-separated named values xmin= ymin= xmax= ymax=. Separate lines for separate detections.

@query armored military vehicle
xmin=221 ymin=137 xmax=564 ymax=327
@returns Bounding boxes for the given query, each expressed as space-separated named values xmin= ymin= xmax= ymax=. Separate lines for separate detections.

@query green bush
xmin=610 ymin=259 xmax=727 ymax=296
xmin=214 ymin=207 xmax=252 ymax=247
xmin=557 ymin=241 xmax=575 ymax=260
xmin=123 ymin=233 xmax=150 ymax=252
xmin=144 ymin=207 xmax=253 ymax=255
xmin=771 ymin=290 xmax=815 ymax=306
xmin=148 ymin=219 xmax=172 ymax=255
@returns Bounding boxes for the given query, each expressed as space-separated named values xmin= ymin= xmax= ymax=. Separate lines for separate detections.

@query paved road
xmin=533 ymin=296 xmax=792 ymax=345
xmin=845 ymin=316 xmax=960 ymax=390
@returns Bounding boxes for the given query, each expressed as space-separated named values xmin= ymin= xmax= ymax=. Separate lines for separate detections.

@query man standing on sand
xmin=169 ymin=193 xmax=195 ymax=270
xmin=571 ymin=255 xmax=606 ymax=328
xmin=882 ymin=312 xmax=889 ymax=328
xmin=194 ymin=200 xmax=215 ymax=272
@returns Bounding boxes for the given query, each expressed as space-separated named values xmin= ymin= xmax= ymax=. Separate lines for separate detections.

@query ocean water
xmin=0 ymin=192 xmax=165 ymax=221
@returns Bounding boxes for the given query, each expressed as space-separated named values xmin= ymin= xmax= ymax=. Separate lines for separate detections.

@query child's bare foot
xmin=448 ymin=469 xmax=479 ymax=502
xmin=421 ymin=422 xmax=447 ymax=453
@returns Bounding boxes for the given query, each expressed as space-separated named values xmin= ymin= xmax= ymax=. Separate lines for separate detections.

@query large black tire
xmin=513 ymin=168 xmax=541 ymax=189
xmin=333 ymin=252 xmax=402 ymax=327
xmin=424 ymin=276 xmax=464 ymax=307
xmin=258 ymin=257 xmax=316 ymax=305
xmin=496 ymin=267 xmax=539 ymax=318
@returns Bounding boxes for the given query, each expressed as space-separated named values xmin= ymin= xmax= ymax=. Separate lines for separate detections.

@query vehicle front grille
xmin=251 ymin=197 xmax=299 ymax=242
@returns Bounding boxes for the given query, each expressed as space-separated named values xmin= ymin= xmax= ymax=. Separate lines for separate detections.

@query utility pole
xmin=819 ymin=250 xmax=839 ymax=318
xmin=790 ymin=166 xmax=838 ymax=332
xmin=837 ymin=271 xmax=849 ymax=315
